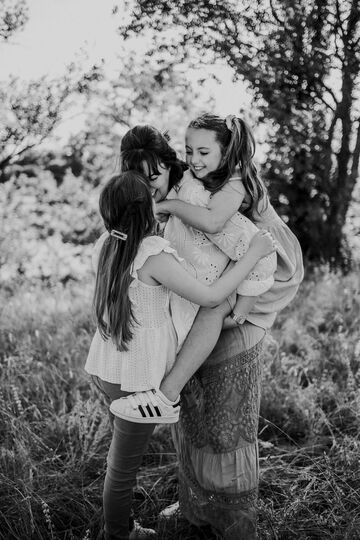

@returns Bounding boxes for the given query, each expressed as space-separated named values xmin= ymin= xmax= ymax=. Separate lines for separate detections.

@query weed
xmin=0 ymin=267 xmax=359 ymax=539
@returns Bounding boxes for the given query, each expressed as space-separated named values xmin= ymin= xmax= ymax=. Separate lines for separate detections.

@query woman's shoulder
xmin=226 ymin=177 xmax=246 ymax=196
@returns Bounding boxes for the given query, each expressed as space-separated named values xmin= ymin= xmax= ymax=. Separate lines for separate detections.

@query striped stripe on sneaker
xmin=110 ymin=389 xmax=180 ymax=424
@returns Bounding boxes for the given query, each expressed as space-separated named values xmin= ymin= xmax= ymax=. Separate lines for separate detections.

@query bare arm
xmin=144 ymin=230 xmax=274 ymax=307
xmin=155 ymin=182 xmax=244 ymax=234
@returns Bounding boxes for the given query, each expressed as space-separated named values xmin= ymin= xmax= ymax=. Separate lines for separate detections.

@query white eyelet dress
xmin=85 ymin=234 xmax=179 ymax=392
xmin=171 ymin=171 xmax=277 ymax=296
xmin=164 ymin=176 xmax=231 ymax=351
xmin=165 ymin=172 xmax=277 ymax=350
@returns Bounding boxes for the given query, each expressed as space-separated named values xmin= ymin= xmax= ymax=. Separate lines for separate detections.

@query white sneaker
xmin=110 ymin=388 xmax=180 ymax=424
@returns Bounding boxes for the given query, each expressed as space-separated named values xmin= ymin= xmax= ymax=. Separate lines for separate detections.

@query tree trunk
xmin=323 ymin=0 xmax=359 ymax=265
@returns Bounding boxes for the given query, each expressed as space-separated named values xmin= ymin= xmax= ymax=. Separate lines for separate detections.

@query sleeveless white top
xmin=85 ymin=234 xmax=178 ymax=390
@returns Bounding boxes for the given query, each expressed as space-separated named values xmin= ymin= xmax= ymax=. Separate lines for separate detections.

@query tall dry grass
xmin=0 ymin=266 xmax=359 ymax=539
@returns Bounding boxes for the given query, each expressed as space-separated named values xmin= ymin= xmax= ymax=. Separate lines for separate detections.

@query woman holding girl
xmin=112 ymin=117 xmax=280 ymax=423
xmin=85 ymin=169 xmax=274 ymax=539
xmin=86 ymin=114 xmax=303 ymax=539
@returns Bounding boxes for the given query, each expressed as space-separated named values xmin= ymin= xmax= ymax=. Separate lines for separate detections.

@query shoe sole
xmin=109 ymin=404 xmax=179 ymax=424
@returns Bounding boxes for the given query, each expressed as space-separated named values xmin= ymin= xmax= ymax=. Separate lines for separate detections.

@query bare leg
xmin=160 ymin=299 xmax=232 ymax=401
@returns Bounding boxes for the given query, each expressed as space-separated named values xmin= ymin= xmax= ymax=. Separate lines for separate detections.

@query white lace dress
xmin=165 ymin=172 xmax=276 ymax=349
xmin=85 ymin=234 xmax=179 ymax=391
xmin=165 ymin=179 xmax=230 ymax=351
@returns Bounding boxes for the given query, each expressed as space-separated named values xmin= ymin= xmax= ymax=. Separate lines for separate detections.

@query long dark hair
xmin=188 ymin=113 xmax=268 ymax=219
xmin=93 ymin=171 xmax=156 ymax=351
xmin=120 ymin=125 xmax=187 ymax=191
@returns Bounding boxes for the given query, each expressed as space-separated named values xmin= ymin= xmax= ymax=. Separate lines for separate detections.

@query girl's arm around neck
xmin=144 ymin=232 xmax=273 ymax=307
xmin=156 ymin=182 xmax=244 ymax=234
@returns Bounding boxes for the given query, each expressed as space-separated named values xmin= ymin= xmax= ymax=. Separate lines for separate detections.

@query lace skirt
xmin=172 ymin=324 xmax=265 ymax=540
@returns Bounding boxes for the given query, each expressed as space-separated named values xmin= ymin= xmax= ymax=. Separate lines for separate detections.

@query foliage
xmin=0 ymin=169 xmax=102 ymax=285
xmin=118 ymin=0 xmax=360 ymax=266
xmin=261 ymin=267 xmax=360 ymax=444
xmin=0 ymin=268 xmax=359 ymax=538
xmin=0 ymin=1 xmax=104 ymax=179
xmin=0 ymin=39 xmax=210 ymax=187
xmin=60 ymin=50 xmax=211 ymax=187
xmin=0 ymin=51 xmax=210 ymax=282
xmin=0 ymin=0 xmax=28 ymax=41
xmin=0 ymin=64 xmax=103 ymax=180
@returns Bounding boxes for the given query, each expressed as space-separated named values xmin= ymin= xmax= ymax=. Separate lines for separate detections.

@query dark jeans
xmin=91 ymin=376 xmax=156 ymax=540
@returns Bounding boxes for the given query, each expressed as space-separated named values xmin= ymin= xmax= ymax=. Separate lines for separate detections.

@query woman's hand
xmin=248 ymin=230 xmax=276 ymax=259
xmin=155 ymin=200 xmax=173 ymax=223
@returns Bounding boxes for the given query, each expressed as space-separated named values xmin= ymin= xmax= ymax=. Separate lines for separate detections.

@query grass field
xmin=0 ymin=266 xmax=359 ymax=540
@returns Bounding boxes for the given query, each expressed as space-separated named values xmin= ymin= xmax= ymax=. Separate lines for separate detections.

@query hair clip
xmin=110 ymin=229 xmax=127 ymax=241
xmin=225 ymin=114 xmax=237 ymax=131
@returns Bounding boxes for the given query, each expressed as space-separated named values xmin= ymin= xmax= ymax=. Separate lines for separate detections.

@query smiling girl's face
xmin=185 ymin=128 xmax=223 ymax=180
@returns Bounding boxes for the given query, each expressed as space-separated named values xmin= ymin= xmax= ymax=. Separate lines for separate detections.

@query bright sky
xmin=0 ymin=0 xmax=264 ymax=164
xmin=0 ymin=0 xmax=251 ymax=113
xmin=0 ymin=0 xmax=120 ymax=77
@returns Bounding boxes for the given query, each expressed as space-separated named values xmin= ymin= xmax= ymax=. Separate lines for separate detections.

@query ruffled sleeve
xmin=130 ymin=236 xmax=183 ymax=283
xmin=225 ymin=179 xmax=246 ymax=196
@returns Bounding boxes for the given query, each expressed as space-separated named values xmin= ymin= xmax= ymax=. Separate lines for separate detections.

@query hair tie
xmin=110 ymin=229 xmax=127 ymax=241
xmin=225 ymin=114 xmax=237 ymax=131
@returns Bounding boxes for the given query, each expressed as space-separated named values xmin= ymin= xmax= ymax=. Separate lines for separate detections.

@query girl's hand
xmin=249 ymin=230 xmax=276 ymax=258
xmin=155 ymin=201 xmax=172 ymax=223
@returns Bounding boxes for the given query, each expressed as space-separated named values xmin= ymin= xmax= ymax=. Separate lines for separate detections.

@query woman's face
xmin=142 ymin=161 xmax=170 ymax=202
xmin=185 ymin=128 xmax=223 ymax=179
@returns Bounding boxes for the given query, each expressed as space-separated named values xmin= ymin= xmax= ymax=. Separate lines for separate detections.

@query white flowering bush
xmin=0 ymin=169 xmax=103 ymax=284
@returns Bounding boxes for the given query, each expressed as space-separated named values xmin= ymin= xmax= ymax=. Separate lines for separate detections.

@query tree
xmin=0 ymin=1 xmax=102 ymax=181
xmin=0 ymin=0 xmax=28 ymax=40
xmin=56 ymin=50 xmax=212 ymax=186
xmin=0 ymin=1 xmax=209 ymax=184
xmin=0 ymin=65 xmax=103 ymax=181
xmin=118 ymin=0 xmax=360 ymax=266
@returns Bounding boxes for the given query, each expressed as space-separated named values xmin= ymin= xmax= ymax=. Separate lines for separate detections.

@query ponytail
xmin=94 ymin=234 xmax=135 ymax=351
xmin=188 ymin=113 xmax=268 ymax=220
xmin=93 ymin=172 xmax=155 ymax=351
xmin=225 ymin=116 xmax=268 ymax=219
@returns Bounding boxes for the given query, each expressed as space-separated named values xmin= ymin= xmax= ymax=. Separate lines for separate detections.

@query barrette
xmin=225 ymin=114 xmax=237 ymax=131
xmin=110 ymin=229 xmax=127 ymax=241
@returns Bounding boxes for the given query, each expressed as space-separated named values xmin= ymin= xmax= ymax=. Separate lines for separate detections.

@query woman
xmin=120 ymin=120 xmax=304 ymax=539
